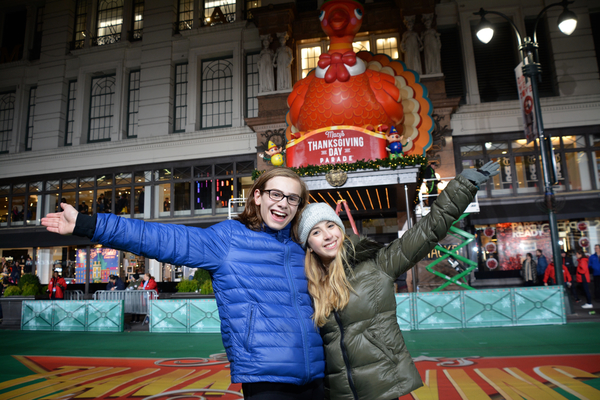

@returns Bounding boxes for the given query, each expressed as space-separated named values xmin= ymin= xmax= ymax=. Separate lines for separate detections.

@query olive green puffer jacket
xmin=321 ymin=175 xmax=477 ymax=400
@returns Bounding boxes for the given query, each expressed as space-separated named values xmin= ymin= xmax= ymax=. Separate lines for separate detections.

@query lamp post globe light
xmin=473 ymin=2 xmax=578 ymax=292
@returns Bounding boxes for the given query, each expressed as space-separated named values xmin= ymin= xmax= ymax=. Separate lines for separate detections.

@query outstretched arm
xmin=41 ymin=203 xmax=78 ymax=235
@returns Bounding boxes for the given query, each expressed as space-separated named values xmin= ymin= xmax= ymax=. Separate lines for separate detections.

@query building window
xmin=300 ymin=45 xmax=322 ymax=79
xmin=203 ymin=0 xmax=236 ymax=26
xmin=65 ymin=81 xmax=77 ymax=146
xmin=0 ymin=92 xmax=16 ymax=154
xmin=456 ymin=131 xmax=600 ymax=198
xmin=471 ymin=19 xmax=520 ymax=102
xmin=0 ymin=156 xmax=255 ymax=228
xmin=299 ymin=34 xmax=398 ymax=79
xmin=246 ymin=52 xmax=259 ymax=118
xmin=95 ymin=0 xmax=124 ymax=46
xmin=201 ymin=58 xmax=233 ymax=129
xmin=72 ymin=0 xmax=88 ymax=50
xmin=131 ymin=0 xmax=144 ymax=41
xmin=375 ymin=36 xmax=398 ymax=59
xmin=174 ymin=63 xmax=188 ymax=133
xmin=1 ymin=9 xmax=27 ymax=63
xmin=246 ymin=0 xmax=261 ymax=20
xmin=592 ymin=13 xmax=600 ymax=75
xmin=439 ymin=25 xmax=466 ymax=104
xmin=89 ymin=75 xmax=116 ymax=142
xmin=25 ymin=87 xmax=37 ymax=151
xmin=177 ymin=0 xmax=194 ymax=31
xmin=31 ymin=7 xmax=44 ymax=60
xmin=127 ymin=70 xmax=140 ymax=138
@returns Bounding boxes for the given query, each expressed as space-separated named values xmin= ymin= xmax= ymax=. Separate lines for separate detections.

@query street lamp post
xmin=473 ymin=2 xmax=577 ymax=296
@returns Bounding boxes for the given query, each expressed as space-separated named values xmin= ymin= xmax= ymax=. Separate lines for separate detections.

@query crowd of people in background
xmin=527 ymin=245 xmax=600 ymax=309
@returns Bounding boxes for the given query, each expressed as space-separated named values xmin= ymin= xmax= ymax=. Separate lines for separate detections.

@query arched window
xmin=89 ymin=75 xmax=116 ymax=142
xmin=201 ymin=58 xmax=233 ymax=129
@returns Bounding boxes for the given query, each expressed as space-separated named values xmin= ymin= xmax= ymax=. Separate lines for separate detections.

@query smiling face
xmin=307 ymin=220 xmax=344 ymax=264
xmin=254 ymin=176 xmax=302 ymax=231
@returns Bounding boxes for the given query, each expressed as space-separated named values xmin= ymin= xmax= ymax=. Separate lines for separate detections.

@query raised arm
xmin=377 ymin=161 xmax=499 ymax=279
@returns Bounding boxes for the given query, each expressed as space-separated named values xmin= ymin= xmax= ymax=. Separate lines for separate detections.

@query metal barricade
xmin=93 ymin=290 xmax=158 ymax=315
xmin=64 ymin=290 xmax=84 ymax=300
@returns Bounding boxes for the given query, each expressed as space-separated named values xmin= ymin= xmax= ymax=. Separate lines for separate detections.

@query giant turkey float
xmin=283 ymin=0 xmax=434 ymax=169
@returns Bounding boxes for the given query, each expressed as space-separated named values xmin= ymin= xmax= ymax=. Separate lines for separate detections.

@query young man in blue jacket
xmin=42 ymin=168 xmax=325 ymax=400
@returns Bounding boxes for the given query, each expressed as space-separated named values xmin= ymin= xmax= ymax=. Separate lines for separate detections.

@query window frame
xmin=200 ymin=56 xmax=234 ymax=130
xmin=174 ymin=63 xmax=189 ymax=133
xmin=65 ymin=80 xmax=77 ymax=146
xmin=88 ymin=73 xmax=117 ymax=143
xmin=454 ymin=129 xmax=600 ymax=199
xmin=127 ymin=69 xmax=141 ymax=138
xmin=25 ymin=87 xmax=37 ymax=151
xmin=245 ymin=51 xmax=260 ymax=119
xmin=0 ymin=91 xmax=16 ymax=154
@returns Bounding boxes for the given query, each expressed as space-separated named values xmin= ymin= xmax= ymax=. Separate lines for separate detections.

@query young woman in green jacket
xmin=297 ymin=162 xmax=499 ymax=400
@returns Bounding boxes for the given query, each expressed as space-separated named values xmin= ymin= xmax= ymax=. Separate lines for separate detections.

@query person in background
xmin=1 ymin=257 xmax=9 ymax=278
xmin=107 ymin=274 xmax=126 ymax=291
xmin=41 ymin=167 xmax=325 ymax=400
xmin=78 ymin=201 xmax=89 ymax=215
xmin=575 ymin=249 xmax=593 ymax=309
xmin=588 ymin=244 xmax=600 ymax=300
xmin=562 ymin=250 xmax=578 ymax=301
xmin=521 ymin=253 xmax=537 ymax=287
xmin=543 ymin=261 xmax=572 ymax=288
xmin=297 ymin=161 xmax=499 ymax=400
xmin=536 ymin=249 xmax=548 ymax=285
xmin=137 ymin=273 xmax=157 ymax=291
xmin=23 ymin=255 xmax=34 ymax=275
xmin=422 ymin=162 xmax=439 ymax=207
xmin=9 ymin=261 xmax=21 ymax=285
xmin=48 ymin=270 xmax=67 ymax=300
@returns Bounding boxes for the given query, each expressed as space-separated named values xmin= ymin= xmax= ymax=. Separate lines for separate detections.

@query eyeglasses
xmin=262 ymin=189 xmax=302 ymax=206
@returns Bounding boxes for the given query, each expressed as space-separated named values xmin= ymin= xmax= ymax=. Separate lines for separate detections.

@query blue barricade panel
xmin=21 ymin=300 xmax=124 ymax=332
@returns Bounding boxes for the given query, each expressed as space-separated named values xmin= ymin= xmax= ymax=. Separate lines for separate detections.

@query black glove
xmin=460 ymin=161 xmax=500 ymax=187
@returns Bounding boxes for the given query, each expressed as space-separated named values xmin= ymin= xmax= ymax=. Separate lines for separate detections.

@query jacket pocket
xmin=244 ymin=304 xmax=257 ymax=353
xmin=364 ymin=330 xmax=398 ymax=364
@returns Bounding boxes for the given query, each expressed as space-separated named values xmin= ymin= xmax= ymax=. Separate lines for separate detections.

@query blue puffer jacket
xmin=92 ymin=214 xmax=325 ymax=384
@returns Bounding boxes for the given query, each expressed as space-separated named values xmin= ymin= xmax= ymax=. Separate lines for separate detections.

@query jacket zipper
xmin=334 ymin=311 xmax=359 ymax=400
xmin=284 ymin=243 xmax=310 ymax=384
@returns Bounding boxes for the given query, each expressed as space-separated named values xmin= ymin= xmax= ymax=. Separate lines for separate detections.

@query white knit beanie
xmin=298 ymin=203 xmax=345 ymax=248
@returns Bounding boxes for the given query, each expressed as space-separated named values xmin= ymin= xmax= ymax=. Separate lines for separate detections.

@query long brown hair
xmin=235 ymin=168 xmax=309 ymax=242
xmin=304 ymin=232 xmax=354 ymax=327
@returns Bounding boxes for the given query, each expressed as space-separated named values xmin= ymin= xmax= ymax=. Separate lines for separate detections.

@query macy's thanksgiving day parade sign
xmin=277 ymin=0 xmax=434 ymax=169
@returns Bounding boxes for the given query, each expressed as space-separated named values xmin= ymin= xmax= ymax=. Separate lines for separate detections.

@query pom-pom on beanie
xmin=298 ymin=203 xmax=345 ymax=248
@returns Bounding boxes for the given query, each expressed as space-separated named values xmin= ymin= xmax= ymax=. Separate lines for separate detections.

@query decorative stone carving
xmin=273 ymin=32 xmax=293 ymax=91
xmin=422 ymin=13 xmax=442 ymax=75
xmin=400 ymin=15 xmax=422 ymax=75
xmin=258 ymin=34 xmax=275 ymax=93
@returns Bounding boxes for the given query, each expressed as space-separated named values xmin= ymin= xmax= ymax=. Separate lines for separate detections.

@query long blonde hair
xmin=304 ymin=233 xmax=354 ymax=327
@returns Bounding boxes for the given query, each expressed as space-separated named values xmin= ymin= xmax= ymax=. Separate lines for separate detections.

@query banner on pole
xmin=515 ymin=61 xmax=538 ymax=143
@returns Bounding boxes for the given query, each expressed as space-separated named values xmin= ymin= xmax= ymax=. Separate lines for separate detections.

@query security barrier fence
xmin=18 ymin=287 xmax=566 ymax=332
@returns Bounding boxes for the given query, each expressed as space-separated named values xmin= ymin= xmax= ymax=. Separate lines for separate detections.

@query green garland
xmin=252 ymin=155 xmax=428 ymax=180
